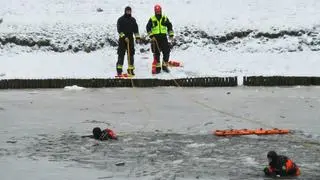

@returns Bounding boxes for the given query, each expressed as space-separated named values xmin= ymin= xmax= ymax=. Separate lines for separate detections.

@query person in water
xmin=83 ymin=127 xmax=118 ymax=140
xmin=264 ymin=151 xmax=301 ymax=177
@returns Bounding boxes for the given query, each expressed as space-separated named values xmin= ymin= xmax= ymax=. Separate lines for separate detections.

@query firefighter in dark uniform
xmin=146 ymin=4 xmax=174 ymax=74
xmin=116 ymin=6 xmax=140 ymax=76
xmin=264 ymin=151 xmax=301 ymax=177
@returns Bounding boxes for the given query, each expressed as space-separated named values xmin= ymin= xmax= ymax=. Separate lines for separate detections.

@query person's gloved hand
xmin=264 ymin=167 xmax=278 ymax=177
xmin=169 ymin=35 xmax=174 ymax=42
xmin=263 ymin=167 xmax=270 ymax=175
xmin=119 ymin=32 xmax=125 ymax=39
xmin=149 ymin=35 xmax=156 ymax=42
xmin=135 ymin=37 xmax=141 ymax=44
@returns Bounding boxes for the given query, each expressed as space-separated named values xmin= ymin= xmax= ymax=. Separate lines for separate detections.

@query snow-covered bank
xmin=1 ymin=0 xmax=320 ymax=54
xmin=2 ymin=0 xmax=320 ymax=31
xmin=1 ymin=25 xmax=320 ymax=53
xmin=1 ymin=0 xmax=320 ymax=78
xmin=0 ymin=49 xmax=319 ymax=79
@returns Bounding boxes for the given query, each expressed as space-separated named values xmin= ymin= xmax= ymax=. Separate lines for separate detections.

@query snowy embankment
xmin=0 ymin=0 xmax=320 ymax=79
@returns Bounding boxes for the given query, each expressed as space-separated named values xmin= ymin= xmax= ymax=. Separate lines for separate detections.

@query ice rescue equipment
xmin=168 ymin=60 xmax=183 ymax=67
xmin=214 ymin=128 xmax=290 ymax=136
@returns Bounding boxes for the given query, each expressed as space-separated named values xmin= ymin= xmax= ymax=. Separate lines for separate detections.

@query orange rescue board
xmin=214 ymin=128 xmax=290 ymax=136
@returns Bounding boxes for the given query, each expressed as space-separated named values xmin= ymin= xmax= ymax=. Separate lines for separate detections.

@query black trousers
xmin=117 ymin=37 xmax=135 ymax=71
xmin=151 ymin=35 xmax=170 ymax=64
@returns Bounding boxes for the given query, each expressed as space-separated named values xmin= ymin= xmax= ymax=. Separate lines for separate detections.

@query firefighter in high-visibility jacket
xmin=264 ymin=151 xmax=301 ymax=177
xmin=146 ymin=4 xmax=174 ymax=74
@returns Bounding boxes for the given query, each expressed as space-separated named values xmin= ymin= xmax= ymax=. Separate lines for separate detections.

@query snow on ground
xmin=64 ymin=85 xmax=86 ymax=90
xmin=0 ymin=49 xmax=319 ymax=80
xmin=2 ymin=0 xmax=320 ymax=31
xmin=0 ymin=0 xmax=320 ymax=79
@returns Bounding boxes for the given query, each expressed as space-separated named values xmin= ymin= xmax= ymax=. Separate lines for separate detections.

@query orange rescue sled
xmin=214 ymin=128 xmax=290 ymax=136
xmin=168 ymin=60 xmax=183 ymax=67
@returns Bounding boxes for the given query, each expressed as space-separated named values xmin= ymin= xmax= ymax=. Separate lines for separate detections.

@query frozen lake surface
xmin=1 ymin=87 xmax=320 ymax=179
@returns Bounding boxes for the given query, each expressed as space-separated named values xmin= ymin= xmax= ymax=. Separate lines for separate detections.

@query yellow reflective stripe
xmin=148 ymin=31 xmax=153 ymax=36
xmin=119 ymin=32 xmax=125 ymax=38
xmin=117 ymin=65 xmax=123 ymax=69
xmin=156 ymin=63 xmax=161 ymax=67
xmin=162 ymin=62 xmax=168 ymax=66
xmin=169 ymin=31 xmax=174 ymax=36
xmin=128 ymin=65 xmax=135 ymax=70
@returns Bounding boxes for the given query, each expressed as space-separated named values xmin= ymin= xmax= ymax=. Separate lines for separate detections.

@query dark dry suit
xmin=146 ymin=13 xmax=174 ymax=73
xmin=116 ymin=6 xmax=140 ymax=75
xmin=264 ymin=151 xmax=301 ymax=177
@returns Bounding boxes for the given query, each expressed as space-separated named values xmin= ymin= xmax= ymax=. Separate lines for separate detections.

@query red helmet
xmin=154 ymin=4 xmax=162 ymax=14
